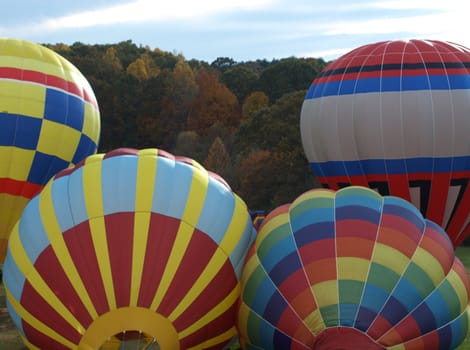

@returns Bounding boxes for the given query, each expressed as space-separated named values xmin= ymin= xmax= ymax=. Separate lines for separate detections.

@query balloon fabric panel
xmin=3 ymin=148 xmax=256 ymax=349
xmin=237 ymin=186 xmax=470 ymax=349
xmin=300 ymin=39 xmax=470 ymax=246
xmin=0 ymin=38 xmax=101 ymax=261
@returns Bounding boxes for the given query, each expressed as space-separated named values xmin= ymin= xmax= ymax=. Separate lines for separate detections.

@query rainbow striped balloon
xmin=238 ymin=186 xmax=470 ymax=349
xmin=3 ymin=148 xmax=255 ymax=350
xmin=0 ymin=38 xmax=100 ymax=261
xmin=300 ymin=39 xmax=470 ymax=246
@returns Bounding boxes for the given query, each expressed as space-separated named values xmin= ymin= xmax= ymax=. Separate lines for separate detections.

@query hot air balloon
xmin=237 ymin=186 xmax=470 ymax=349
xmin=3 ymin=148 xmax=256 ymax=350
xmin=300 ymin=39 xmax=470 ymax=246
xmin=0 ymin=38 xmax=100 ymax=261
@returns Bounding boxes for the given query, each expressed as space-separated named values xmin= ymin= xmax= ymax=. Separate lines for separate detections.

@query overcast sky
xmin=2 ymin=0 xmax=469 ymax=62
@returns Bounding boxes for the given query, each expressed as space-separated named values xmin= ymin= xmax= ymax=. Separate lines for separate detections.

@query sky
xmin=1 ymin=0 xmax=469 ymax=63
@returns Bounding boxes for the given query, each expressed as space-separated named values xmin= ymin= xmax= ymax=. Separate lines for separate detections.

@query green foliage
xmin=47 ymin=41 xmax=325 ymax=212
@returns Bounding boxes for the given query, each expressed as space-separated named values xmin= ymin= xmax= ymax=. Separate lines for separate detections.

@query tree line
xmin=46 ymin=40 xmax=327 ymax=213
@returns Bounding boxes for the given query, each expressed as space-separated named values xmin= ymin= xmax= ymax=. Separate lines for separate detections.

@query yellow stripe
xmin=167 ymin=196 xmax=248 ymax=324
xmin=39 ymin=181 xmax=98 ymax=320
xmin=20 ymin=334 xmax=41 ymax=350
xmin=337 ymin=257 xmax=370 ymax=281
xmin=0 ymin=146 xmax=35 ymax=180
xmin=168 ymin=248 xmax=228 ymax=320
xmin=185 ymin=327 xmax=237 ymax=350
xmin=257 ymin=209 xmax=289 ymax=247
xmin=178 ymin=286 xmax=240 ymax=339
xmin=0 ymin=54 xmax=78 ymax=80
xmin=312 ymin=280 xmax=338 ymax=308
xmin=150 ymin=166 xmax=209 ymax=311
xmin=293 ymin=188 xmax=335 ymax=205
xmin=412 ymin=247 xmax=443 ymax=286
xmin=5 ymin=276 xmax=78 ymax=348
xmin=0 ymin=80 xmax=46 ymax=118
xmin=9 ymin=221 xmax=85 ymax=334
xmin=219 ymin=196 xmax=248 ymax=254
xmin=372 ymin=243 xmax=409 ymax=276
xmin=240 ymin=252 xmax=259 ymax=286
xmin=446 ymin=268 xmax=468 ymax=311
xmin=130 ymin=150 xmax=158 ymax=306
xmin=83 ymin=154 xmax=116 ymax=310
xmin=304 ymin=309 xmax=325 ymax=334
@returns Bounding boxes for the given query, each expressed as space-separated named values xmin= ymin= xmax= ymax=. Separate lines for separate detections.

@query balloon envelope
xmin=300 ymin=39 xmax=470 ymax=246
xmin=3 ymin=148 xmax=255 ymax=350
xmin=237 ymin=186 xmax=470 ymax=349
xmin=0 ymin=38 xmax=100 ymax=260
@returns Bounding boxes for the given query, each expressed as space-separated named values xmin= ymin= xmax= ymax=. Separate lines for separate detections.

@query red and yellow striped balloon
xmin=3 ymin=148 xmax=256 ymax=350
xmin=0 ymin=38 xmax=100 ymax=261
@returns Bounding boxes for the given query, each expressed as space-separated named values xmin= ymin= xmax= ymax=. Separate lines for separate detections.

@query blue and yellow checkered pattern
xmin=0 ymin=38 xmax=101 ymax=261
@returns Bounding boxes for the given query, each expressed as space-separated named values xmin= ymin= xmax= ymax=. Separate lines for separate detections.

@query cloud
xmin=40 ymin=0 xmax=274 ymax=30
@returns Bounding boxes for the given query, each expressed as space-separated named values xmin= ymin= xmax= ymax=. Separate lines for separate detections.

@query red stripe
xmin=64 ymin=220 xmax=109 ymax=314
xmin=276 ymin=306 xmax=314 ymax=347
xmin=137 ymin=213 xmax=180 ymax=307
xmin=278 ymin=269 xmax=318 ymax=319
xmin=426 ymin=173 xmax=452 ymax=225
xmin=0 ymin=178 xmax=43 ymax=198
xmin=156 ymin=229 xmax=218 ymax=316
xmin=445 ymin=185 xmax=470 ymax=245
xmin=420 ymin=226 xmax=454 ymax=272
xmin=105 ymin=212 xmax=134 ymax=308
xmin=171 ymin=258 xmax=237 ymax=331
xmin=179 ymin=302 xmax=237 ymax=349
xmin=33 ymin=244 xmax=93 ymax=328
xmin=22 ymin=321 xmax=72 ymax=350
xmin=21 ymin=278 xmax=82 ymax=345
xmin=0 ymin=67 xmax=98 ymax=108
xmin=336 ymin=220 xmax=380 ymax=241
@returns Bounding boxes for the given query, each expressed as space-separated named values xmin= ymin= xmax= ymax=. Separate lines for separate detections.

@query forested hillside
xmin=46 ymin=40 xmax=327 ymax=212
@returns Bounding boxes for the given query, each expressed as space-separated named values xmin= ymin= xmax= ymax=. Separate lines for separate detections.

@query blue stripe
xmin=27 ymin=152 xmax=70 ymax=185
xmin=390 ymin=277 xmax=424 ymax=312
xmin=230 ymin=219 xmax=256 ymax=278
xmin=335 ymin=206 xmax=381 ymax=224
xmin=412 ymin=302 xmax=437 ymax=334
xmin=52 ymin=176 xmax=75 ymax=232
xmin=233 ymin=222 xmax=256 ymax=279
xmin=44 ymin=89 xmax=84 ymax=131
xmin=259 ymin=235 xmax=295 ymax=272
xmin=196 ymin=176 xmax=234 ymax=245
xmin=101 ymin=156 xmax=137 ymax=215
xmin=6 ymin=297 xmax=25 ymax=337
xmin=72 ymin=134 xmax=98 ymax=164
xmin=152 ymin=157 xmax=192 ymax=219
xmin=290 ymin=207 xmax=334 ymax=233
xmin=269 ymin=251 xmax=302 ymax=286
xmin=311 ymin=156 xmax=470 ymax=177
xmin=306 ymin=74 xmax=470 ymax=99
xmin=360 ymin=283 xmax=390 ymax=314
xmin=294 ymin=222 xmax=335 ymax=245
xmin=0 ymin=113 xmax=42 ymax=149
xmin=19 ymin=196 xmax=50 ymax=264
xmin=67 ymin=166 xmax=89 ymax=225
xmin=3 ymin=249 xmax=25 ymax=303
xmin=383 ymin=198 xmax=424 ymax=230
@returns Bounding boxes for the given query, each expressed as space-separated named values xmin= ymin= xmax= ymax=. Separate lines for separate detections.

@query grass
xmin=1 ymin=249 xmax=470 ymax=349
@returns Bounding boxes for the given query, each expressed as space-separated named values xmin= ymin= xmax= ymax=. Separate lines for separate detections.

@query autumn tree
xmin=221 ymin=66 xmax=259 ymax=103
xmin=103 ymin=47 xmax=123 ymax=72
xmin=204 ymin=137 xmax=234 ymax=186
xmin=242 ymin=91 xmax=269 ymax=121
xmin=187 ymin=68 xmax=242 ymax=135
xmin=236 ymin=150 xmax=284 ymax=210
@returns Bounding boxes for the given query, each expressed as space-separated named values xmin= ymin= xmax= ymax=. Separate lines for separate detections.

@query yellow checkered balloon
xmin=0 ymin=38 xmax=101 ymax=261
